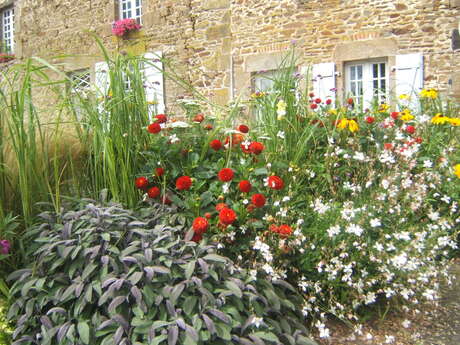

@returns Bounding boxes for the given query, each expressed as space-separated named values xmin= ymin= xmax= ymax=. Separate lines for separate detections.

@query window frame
xmin=68 ymin=69 xmax=91 ymax=94
xmin=118 ymin=0 xmax=142 ymax=24
xmin=1 ymin=5 xmax=15 ymax=54
xmin=344 ymin=58 xmax=389 ymax=109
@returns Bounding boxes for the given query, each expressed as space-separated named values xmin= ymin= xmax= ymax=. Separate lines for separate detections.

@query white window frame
xmin=2 ymin=6 xmax=14 ymax=53
xmin=119 ymin=0 xmax=142 ymax=24
xmin=253 ymin=70 xmax=278 ymax=93
xmin=345 ymin=58 xmax=389 ymax=109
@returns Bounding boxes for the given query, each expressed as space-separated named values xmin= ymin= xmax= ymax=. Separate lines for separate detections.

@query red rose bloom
xmin=251 ymin=193 xmax=266 ymax=208
xmin=191 ymin=233 xmax=203 ymax=243
xmin=176 ymin=176 xmax=192 ymax=190
xmin=239 ymin=180 xmax=252 ymax=193
xmin=314 ymin=98 xmax=322 ymax=104
xmin=192 ymin=217 xmax=209 ymax=235
xmin=218 ymin=168 xmax=234 ymax=182
xmin=193 ymin=114 xmax=204 ymax=123
xmin=366 ymin=116 xmax=375 ymax=124
xmin=210 ymin=139 xmax=222 ymax=151
xmin=325 ymin=99 xmax=332 ymax=105
xmin=147 ymin=122 xmax=161 ymax=134
xmin=267 ymin=175 xmax=284 ymax=190
xmin=215 ymin=203 xmax=228 ymax=212
xmin=238 ymin=124 xmax=249 ymax=133
xmin=249 ymin=142 xmax=264 ymax=155
xmin=155 ymin=167 xmax=165 ymax=177
xmin=405 ymin=125 xmax=415 ymax=135
xmin=277 ymin=224 xmax=293 ymax=237
xmin=391 ymin=111 xmax=399 ymax=120
xmin=135 ymin=177 xmax=149 ymax=190
xmin=310 ymin=103 xmax=318 ymax=110
xmin=219 ymin=208 xmax=237 ymax=225
xmin=155 ymin=114 xmax=167 ymax=123
xmin=347 ymin=98 xmax=354 ymax=105
xmin=147 ymin=186 xmax=160 ymax=198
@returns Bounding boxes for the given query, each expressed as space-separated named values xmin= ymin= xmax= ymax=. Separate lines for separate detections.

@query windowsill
xmin=0 ymin=54 xmax=15 ymax=63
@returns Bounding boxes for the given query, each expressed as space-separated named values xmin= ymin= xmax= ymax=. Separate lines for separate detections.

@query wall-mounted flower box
xmin=112 ymin=18 xmax=142 ymax=39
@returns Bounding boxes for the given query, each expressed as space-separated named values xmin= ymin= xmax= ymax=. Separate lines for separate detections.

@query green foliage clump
xmin=7 ymin=200 xmax=316 ymax=345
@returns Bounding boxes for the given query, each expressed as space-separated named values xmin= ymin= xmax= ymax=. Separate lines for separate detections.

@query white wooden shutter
xmin=94 ymin=61 xmax=110 ymax=97
xmin=144 ymin=52 xmax=165 ymax=116
xmin=311 ymin=62 xmax=336 ymax=103
xmin=395 ymin=53 xmax=423 ymax=108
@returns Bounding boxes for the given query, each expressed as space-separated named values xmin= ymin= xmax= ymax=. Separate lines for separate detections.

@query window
xmin=68 ymin=69 xmax=91 ymax=94
xmin=345 ymin=59 xmax=388 ymax=108
xmin=253 ymin=70 xmax=277 ymax=93
xmin=1 ymin=6 xmax=14 ymax=53
xmin=119 ymin=0 xmax=142 ymax=24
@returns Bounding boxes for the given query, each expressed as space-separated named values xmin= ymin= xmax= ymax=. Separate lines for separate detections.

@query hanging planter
xmin=111 ymin=18 xmax=141 ymax=39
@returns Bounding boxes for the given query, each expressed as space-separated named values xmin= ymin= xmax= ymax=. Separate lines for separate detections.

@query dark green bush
xmin=8 ymin=201 xmax=316 ymax=345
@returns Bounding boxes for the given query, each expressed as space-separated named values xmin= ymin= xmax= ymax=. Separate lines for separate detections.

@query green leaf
xmin=203 ymin=254 xmax=227 ymax=263
xmin=254 ymin=167 xmax=268 ymax=176
xmin=77 ymin=321 xmax=90 ymax=344
xmin=251 ymin=332 xmax=279 ymax=343
xmin=185 ymin=260 xmax=195 ymax=280
xmin=225 ymin=281 xmax=242 ymax=298
xmin=183 ymin=296 xmax=198 ymax=316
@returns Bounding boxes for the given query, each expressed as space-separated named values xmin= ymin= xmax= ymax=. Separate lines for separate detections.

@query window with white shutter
xmin=119 ymin=0 xmax=142 ymax=24
xmin=143 ymin=52 xmax=165 ymax=117
xmin=394 ymin=53 xmax=424 ymax=109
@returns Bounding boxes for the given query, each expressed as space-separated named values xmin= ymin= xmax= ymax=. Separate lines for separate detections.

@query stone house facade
xmin=1 ymin=0 xmax=460 ymax=111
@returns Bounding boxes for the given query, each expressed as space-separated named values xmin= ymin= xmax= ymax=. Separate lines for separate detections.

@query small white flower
xmin=423 ymin=159 xmax=433 ymax=168
xmin=277 ymin=130 xmax=285 ymax=139
xmin=385 ymin=335 xmax=395 ymax=343
xmin=167 ymin=121 xmax=189 ymax=128
xmin=252 ymin=317 xmax=264 ymax=328
xmin=169 ymin=134 xmax=180 ymax=143
xmin=370 ymin=218 xmax=381 ymax=227
xmin=402 ymin=319 xmax=411 ymax=328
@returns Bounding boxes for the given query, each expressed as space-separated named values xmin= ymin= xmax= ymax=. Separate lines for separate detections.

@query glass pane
xmin=357 ymin=65 xmax=363 ymax=79
xmin=381 ymin=79 xmax=386 ymax=92
xmin=350 ymin=81 xmax=355 ymax=94
xmin=380 ymin=63 xmax=385 ymax=77
xmin=357 ymin=81 xmax=363 ymax=95
xmin=350 ymin=66 xmax=355 ymax=80
xmin=373 ymin=80 xmax=378 ymax=90
xmin=373 ymin=64 xmax=378 ymax=78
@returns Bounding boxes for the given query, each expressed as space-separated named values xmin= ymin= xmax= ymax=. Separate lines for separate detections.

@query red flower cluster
xmin=218 ymin=168 xmax=234 ymax=182
xmin=215 ymin=203 xmax=228 ymax=212
xmin=238 ymin=124 xmax=249 ymax=133
xmin=176 ymin=176 xmax=192 ymax=190
xmin=251 ymin=193 xmax=266 ymax=208
xmin=249 ymin=142 xmax=264 ymax=155
xmin=155 ymin=167 xmax=165 ymax=177
xmin=267 ymin=175 xmax=284 ymax=190
xmin=405 ymin=125 xmax=415 ymax=135
xmin=193 ymin=217 xmax=209 ymax=235
xmin=147 ymin=122 xmax=161 ymax=134
xmin=210 ymin=139 xmax=222 ymax=151
xmin=147 ymin=186 xmax=160 ymax=198
xmin=239 ymin=180 xmax=252 ymax=193
xmin=155 ymin=114 xmax=167 ymax=123
xmin=135 ymin=177 xmax=149 ymax=190
xmin=270 ymin=224 xmax=292 ymax=237
xmin=219 ymin=208 xmax=237 ymax=225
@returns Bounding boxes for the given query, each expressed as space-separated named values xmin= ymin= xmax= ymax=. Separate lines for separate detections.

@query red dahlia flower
xmin=405 ymin=125 xmax=415 ymax=135
xmin=219 ymin=208 xmax=237 ymax=225
xmin=238 ymin=124 xmax=249 ymax=133
xmin=192 ymin=217 xmax=209 ymax=235
xmin=267 ymin=175 xmax=284 ymax=190
xmin=176 ymin=176 xmax=192 ymax=190
xmin=366 ymin=116 xmax=375 ymax=124
xmin=314 ymin=98 xmax=322 ymax=104
xmin=384 ymin=143 xmax=393 ymax=150
xmin=309 ymin=92 xmax=315 ymax=98
xmin=147 ymin=122 xmax=161 ymax=134
xmin=251 ymin=193 xmax=266 ymax=208
xmin=204 ymin=212 xmax=212 ymax=219
xmin=239 ymin=180 xmax=252 ymax=193
xmin=135 ymin=177 xmax=149 ymax=190
xmin=347 ymin=98 xmax=354 ymax=105
xmin=269 ymin=224 xmax=279 ymax=233
xmin=147 ymin=186 xmax=160 ymax=198
xmin=277 ymin=224 xmax=293 ymax=237
xmin=225 ymin=133 xmax=244 ymax=147
xmin=391 ymin=112 xmax=399 ymax=120
xmin=310 ymin=103 xmax=318 ymax=110
xmin=193 ymin=114 xmax=204 ymax=123
xmin=249 ymin=142 xmax=264 ymax=155
xmin=155 ymin=167 xmax=165 ymax=177
xmin=326 ymin=99 xmax=332 ymax=105
xmin=218 ymin=168 xmax=234 ymax=182
xmin=155 ymin=114 xmax=167 ymax=123
xmin=210 ymin=139 xmax=222 ymax=151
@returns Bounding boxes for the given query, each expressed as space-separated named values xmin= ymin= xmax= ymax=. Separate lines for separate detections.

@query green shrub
xmin=0 ymin=298 xmax=12 ymax=345
xmin=7 ymin=200 xmax=316 ymax=345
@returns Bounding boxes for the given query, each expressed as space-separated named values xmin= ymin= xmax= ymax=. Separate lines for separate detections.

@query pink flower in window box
xmin=112 ymin=18 xmax=141 ymax=37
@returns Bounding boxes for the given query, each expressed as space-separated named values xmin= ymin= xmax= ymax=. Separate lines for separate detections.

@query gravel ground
xmin=313 ymin=259 xmax=460 ymax=345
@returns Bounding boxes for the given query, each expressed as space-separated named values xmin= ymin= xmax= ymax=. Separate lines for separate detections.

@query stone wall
xmin=2 ymin=0 xmax=460 ymax=109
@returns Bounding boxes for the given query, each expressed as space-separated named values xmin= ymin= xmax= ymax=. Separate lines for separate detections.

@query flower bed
xmin=134 ymin=72 xmax=459 ymax=336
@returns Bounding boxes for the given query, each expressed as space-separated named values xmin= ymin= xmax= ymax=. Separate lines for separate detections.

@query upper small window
xmin=345 ymin=59 xmax=388 ymax=108
xmin=119 ymin=0 xmax=142 ymax=24
xmin=1 ymin=6 xmax=14 ymax=53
